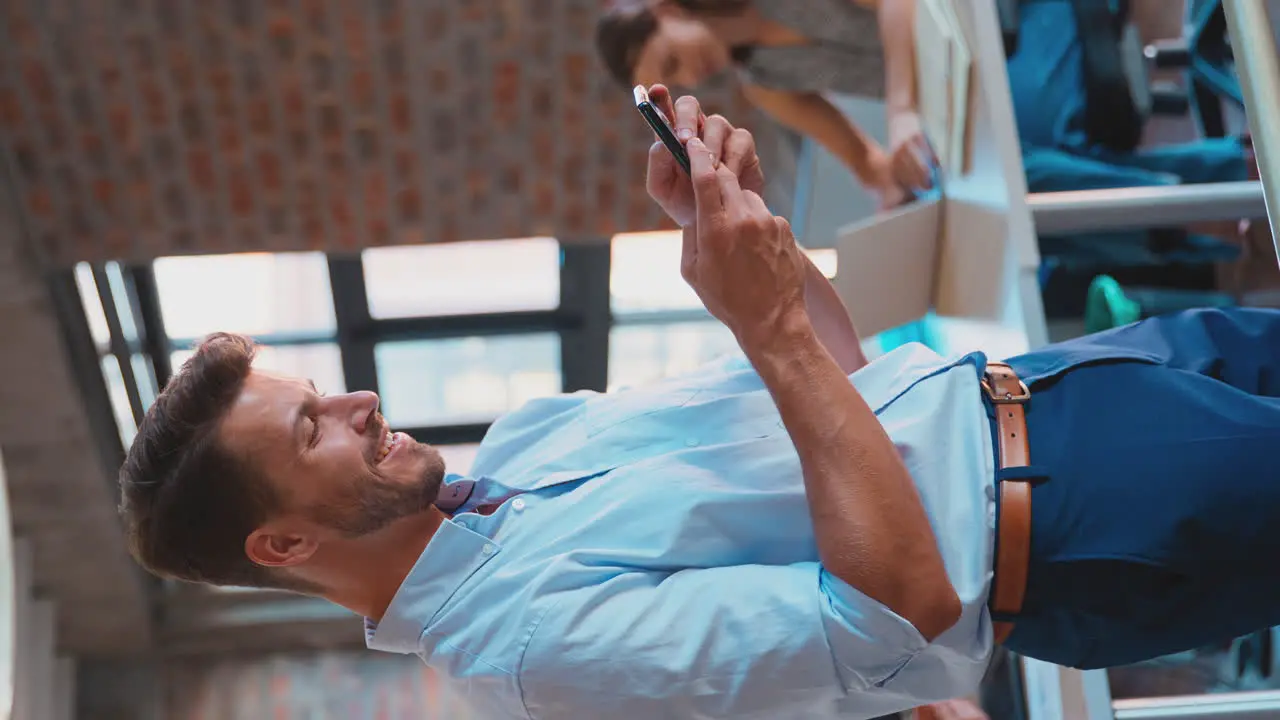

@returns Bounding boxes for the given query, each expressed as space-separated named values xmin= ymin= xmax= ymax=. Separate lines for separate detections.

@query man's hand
xmin=888 ymin=109 xmax=935 ymax=192
xmin=645 ymin=85 xmax=765 ymax=228
xmin=698 ymin=116 xmax=961 ymax=637
xmin=683 ymin=135 xmax=806 ymax=347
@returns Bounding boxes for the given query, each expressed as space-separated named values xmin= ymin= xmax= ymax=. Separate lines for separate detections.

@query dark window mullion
xmin=47 ymin=270 xmax=127 ymax=471
xmin=327 ymin=254 xmax=380 ymax=394
xmin=365 ymin=310 xmax=570 ymax=342
xmin=403 ymin=423 xmax=492 ymax=447
xmin=91 ymin=264 xmax=146 ymax=426
xmin=128 ymin=263 xmax=173 ymax=389
xmin=558 ymin=242 xmax=612 ymax=393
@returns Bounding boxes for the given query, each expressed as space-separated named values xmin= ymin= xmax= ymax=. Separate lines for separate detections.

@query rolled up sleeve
xmin=517 ymin=563 xmax=940 ymax=720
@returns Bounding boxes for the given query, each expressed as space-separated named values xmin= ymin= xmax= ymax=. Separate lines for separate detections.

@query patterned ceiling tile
xmin=0 ymin=0 xmax=773 ymax=267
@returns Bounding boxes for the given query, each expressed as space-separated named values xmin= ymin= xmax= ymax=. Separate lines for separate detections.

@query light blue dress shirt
xmin=366 ymin=343 xmax=999 ymax=719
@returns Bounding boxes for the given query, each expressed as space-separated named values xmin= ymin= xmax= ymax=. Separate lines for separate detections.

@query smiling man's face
xmin=219 ymin=370 xmax=446 ymax=567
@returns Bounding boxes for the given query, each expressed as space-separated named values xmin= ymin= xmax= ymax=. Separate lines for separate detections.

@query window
xmin=74 ymin=236 xmax=820 ymax=518
xmin=608 ymin=233 xmax=837 ymax=390
xmin=73 ymin=263 xmax=148 ymax=448
xmin=73 ymin=263 xmax=111 ymax=352
xmin=103 ymin=262 xmax=141 ymax=344
xmin=171 ymin=343 xmax=347 ymax=395
xmin=153 ymin=252 xmax=336 ymax=339
xmin=375 ymin=334 xmax=561 ymax=426
xmin=362 ymin=238 xmax=560 ymax=319
xmin=608 ymin=321 xmax=739 ymax=390
xmin=438 ymin=443 xmax=482 ymax=475
xmin=611 ymin=232 xmax=839 ymax=316
xmin=130 ymin=354 xmax=160 ymax=409
xmin=100 ymin=355 xmax=137 ymax=447
xmin=611 ymin=231 xmax=702 ymax=315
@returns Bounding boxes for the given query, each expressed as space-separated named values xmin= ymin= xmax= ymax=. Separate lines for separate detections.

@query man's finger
xmin=741 ymin=189 xmax=770 ymax=216
xmin=688 ymin=137 xmax=725 ymax=221
xmin=650 ymin=85 xmax=677 ymax=139
xmin=722 ymin=128 xmax=755 ymax=176
xmin=646 ymin=141 xmax=677 ymax=197
xmin=713 ymin=164 xmax=746 ymax=220
xmin=680 ymin=225 xmax=697 ymax=282
xmin=702 ymin=115 xmax=732 ymax=165
xmin=674 ymin=95 xmax=703 ymax=142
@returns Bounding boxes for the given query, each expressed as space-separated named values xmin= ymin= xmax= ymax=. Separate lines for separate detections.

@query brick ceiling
xmin=0 ymin=0 xmax=763 ymax=268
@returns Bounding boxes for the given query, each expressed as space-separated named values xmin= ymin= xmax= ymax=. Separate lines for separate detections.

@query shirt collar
xmin=365 ymin=510 xmax=504 ymax=655
xmin=434 ymin=473 xmax=478 ymax=513
xmin=434 ymin=473 xmax=522 ymax=514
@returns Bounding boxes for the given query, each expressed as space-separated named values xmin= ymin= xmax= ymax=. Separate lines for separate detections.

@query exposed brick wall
xmin=0 ymin=0 xmax=772 ymax=268
xmin=0 ymin=111 xmax=151 ymax=654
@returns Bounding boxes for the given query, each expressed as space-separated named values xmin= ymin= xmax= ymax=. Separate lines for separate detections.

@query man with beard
xmin=120 ymin=87 xmax=1280 ymax=719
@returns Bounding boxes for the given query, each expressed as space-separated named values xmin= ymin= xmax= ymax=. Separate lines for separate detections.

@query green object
xmin=1085 ymin=275 xmax=1142 ymax=333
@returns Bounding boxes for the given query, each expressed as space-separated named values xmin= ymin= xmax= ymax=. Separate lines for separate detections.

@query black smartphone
xmin=634 ymin=85 xmax=691 ymax=175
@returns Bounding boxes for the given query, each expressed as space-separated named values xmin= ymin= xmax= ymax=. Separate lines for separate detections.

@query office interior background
xmin=1 ymin=0 xmax=1279 ymax=718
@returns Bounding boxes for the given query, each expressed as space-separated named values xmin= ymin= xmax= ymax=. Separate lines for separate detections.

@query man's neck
xmin=320 ymin=510 xmax=445 ymax=622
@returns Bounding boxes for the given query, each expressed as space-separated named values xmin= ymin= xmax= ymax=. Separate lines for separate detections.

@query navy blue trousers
xmin=994 ymin=308 xmax=1280 ymax=669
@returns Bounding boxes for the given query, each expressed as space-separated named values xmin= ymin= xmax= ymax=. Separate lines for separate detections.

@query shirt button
xmin=685 ymin=438 xmax=699 ymax=447
xmin=511 ymin=498 xmax=526 ymax=512
xmin=481 ymin=543 xmax=496 ymax=556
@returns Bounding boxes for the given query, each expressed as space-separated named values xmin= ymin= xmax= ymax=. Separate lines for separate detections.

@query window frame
xmin=61 ymin=239 xmax=837 ymax=456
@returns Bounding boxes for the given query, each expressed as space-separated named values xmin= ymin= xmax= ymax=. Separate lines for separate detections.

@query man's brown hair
xmin=118 ymin=332 xmax=287 ymax=589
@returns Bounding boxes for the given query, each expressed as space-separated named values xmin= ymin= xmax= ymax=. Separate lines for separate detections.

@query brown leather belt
xmin=983 ymin=362 xmax=1032 ymax=645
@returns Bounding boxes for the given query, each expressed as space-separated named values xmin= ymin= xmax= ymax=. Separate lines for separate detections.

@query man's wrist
xmin=737 ymin=306 xmax=817 ymax=361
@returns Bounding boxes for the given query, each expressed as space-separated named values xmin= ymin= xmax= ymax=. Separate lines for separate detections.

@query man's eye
xmin=309 ymin=418 xmax=322 ymax=447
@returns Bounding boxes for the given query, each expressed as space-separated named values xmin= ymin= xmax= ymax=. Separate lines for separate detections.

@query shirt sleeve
xmin=517 ymin=563 xmax=951 ymax=719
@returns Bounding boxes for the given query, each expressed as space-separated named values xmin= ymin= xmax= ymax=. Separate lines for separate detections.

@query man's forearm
xmin=802 ymin=257 xmax=867 ymax=374
xmin=878 ymin=0 xmax=918 ymax=117
xmin=742 ymin=311 xmax=960 ymax=640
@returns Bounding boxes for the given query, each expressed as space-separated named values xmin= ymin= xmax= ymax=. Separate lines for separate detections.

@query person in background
xmin=596 ymin=0 xmax=931 ymax=210
xmin=1007 ymin=0 xmax=1252 ymax=269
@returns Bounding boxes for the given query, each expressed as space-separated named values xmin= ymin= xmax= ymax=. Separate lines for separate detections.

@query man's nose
xmin=334 ymin=390 xmax=381 ymax=434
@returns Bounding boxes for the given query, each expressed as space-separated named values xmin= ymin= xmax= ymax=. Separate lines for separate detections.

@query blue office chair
xmin=1036 ymin=0 xmax=1243 ymax=321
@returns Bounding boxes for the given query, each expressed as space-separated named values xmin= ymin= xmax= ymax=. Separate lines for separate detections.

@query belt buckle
xmin=983 ymin=364 xmax=1031 ymax=404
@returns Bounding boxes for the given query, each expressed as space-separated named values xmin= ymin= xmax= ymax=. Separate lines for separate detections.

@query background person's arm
xmin=872 ymin=0 xmax=935 ymax=190
xmin=740 ymin=84 xmax=905 ymax=208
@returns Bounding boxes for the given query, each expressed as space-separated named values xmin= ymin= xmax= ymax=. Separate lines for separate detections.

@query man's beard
xmin=311 ymin=453 xmax=446 ymax=536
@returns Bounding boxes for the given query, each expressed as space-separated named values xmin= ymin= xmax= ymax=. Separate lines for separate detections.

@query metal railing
xmin=1112 ymin=689 xmax=1280 ymax=720
xmin=1028 ymin=181 xmax=1266 ymax=234
xmin=1224 ymin=0 xmax=1280 ymax=260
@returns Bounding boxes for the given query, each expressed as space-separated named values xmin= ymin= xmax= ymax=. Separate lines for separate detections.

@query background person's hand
xmin=645 ymin=85 xmax=765 ymax=228
xmin=683 ymin=136 xmax=805 ymax=345
xmin=867 ymin=148 xmax=912 ymax=211
xmin=914 ymin=698 xmax=990 ymax=720
xmin=888 ymin=110 xmax=935 ymax=192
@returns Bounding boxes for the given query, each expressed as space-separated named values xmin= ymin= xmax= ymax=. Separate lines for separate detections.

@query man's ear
xmin=245 ymin=524 xmax=319 ymax=568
